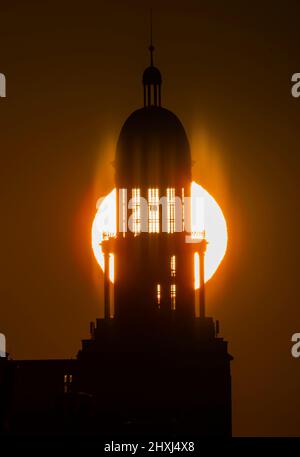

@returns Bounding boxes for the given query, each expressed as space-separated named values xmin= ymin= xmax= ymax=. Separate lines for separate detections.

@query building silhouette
xmin=0 ymin=42 xmax=232 ymax=436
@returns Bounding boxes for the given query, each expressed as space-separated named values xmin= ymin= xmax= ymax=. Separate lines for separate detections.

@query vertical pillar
xmin=118 ymin=188 xmax=127 ymax=236
xmin=154 ymin=84 xmax=157 ymax=106
xmin=104 ymin=252 xmax=110 ymax=319
xmin=117 ymin=189 xmax=120 ymax=234
xmin=199 ymin=239 xmax=208 ymax=318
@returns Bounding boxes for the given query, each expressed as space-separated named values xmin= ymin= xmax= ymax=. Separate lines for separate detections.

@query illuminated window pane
xmin=64 ymin=374 xmax=72 ymax=394
xmin=148 ymin=188 xmax=159 ymax=233
xmin=171 ymin=284 xmax=176 ymax=310
xmin=109 ymin=253 xmax=114 ymax=284
xmin=157 ymin=284 xmax=161 ymax=307
xmin=120 ymin=188 xmax=127 ymax=236
xmin=132 ymin=188 xmax=141 ymax=235
xmin=194 ymin=252 xmax=199 ymax=289
xmin=171 ymin=255 xmax=176 ymax=277
xmin=167 ymin=188 xmax=175 ymax=233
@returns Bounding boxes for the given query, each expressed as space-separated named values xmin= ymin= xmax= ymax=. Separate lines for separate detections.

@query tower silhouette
xmin=76 ymin=43 xmax=233 ymax=437
xmin=0 ymin=38 xmax=232 ymax=437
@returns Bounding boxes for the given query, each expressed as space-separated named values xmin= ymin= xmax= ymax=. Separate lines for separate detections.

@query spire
xmin=142 ymin=9 xmax=162 ymax=107
xmin=149 ymin=9 xmax=154 ymax=66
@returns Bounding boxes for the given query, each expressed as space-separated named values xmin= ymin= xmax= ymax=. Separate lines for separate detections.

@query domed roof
xmin=143 ymin=66 xmax=162 ymax=85
xmin=115 ymin=106 xmax=191 ymax=188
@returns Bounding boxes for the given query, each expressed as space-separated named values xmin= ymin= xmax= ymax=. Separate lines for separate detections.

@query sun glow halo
xmin=92 ymin=182 xmax=227 ymax=288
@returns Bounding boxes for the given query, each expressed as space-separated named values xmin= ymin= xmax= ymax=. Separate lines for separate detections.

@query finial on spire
xmin=149 ymin=9 xmax=154 ymax=66
xmin=143 ymin=9 xmax=162 ymax=107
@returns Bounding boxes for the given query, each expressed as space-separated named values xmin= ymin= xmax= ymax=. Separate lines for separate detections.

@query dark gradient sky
xmin=1 ymin=0 xmax=300 ymax=436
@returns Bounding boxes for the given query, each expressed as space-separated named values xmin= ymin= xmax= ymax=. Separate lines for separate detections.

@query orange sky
xmin=0 ymin=0 xmax=300 ymax=436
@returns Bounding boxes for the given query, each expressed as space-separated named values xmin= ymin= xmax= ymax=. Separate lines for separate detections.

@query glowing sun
xmin=92 ymin=182 xmax=227 ymax=288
